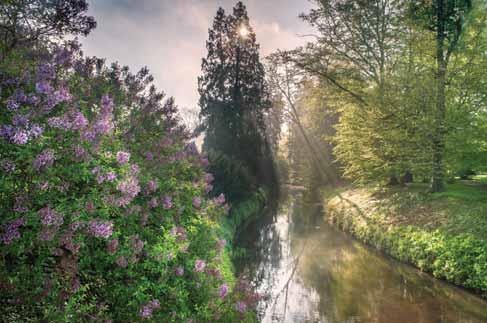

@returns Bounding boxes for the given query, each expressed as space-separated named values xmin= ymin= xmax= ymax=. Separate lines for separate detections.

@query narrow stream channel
xmin=235 ymin=187 xmax=487 ymax=323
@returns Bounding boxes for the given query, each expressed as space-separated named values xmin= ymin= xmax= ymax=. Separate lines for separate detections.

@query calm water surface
xmin=235 ymin=188 xmax=487 ymax=323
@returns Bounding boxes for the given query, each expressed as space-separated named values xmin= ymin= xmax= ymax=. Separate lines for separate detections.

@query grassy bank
xmin=324 ymin=181 xmax=487 ymax=298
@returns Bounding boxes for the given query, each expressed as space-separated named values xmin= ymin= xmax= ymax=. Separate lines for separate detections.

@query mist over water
xmin=235 ymin=187 xmax=487 ymax=323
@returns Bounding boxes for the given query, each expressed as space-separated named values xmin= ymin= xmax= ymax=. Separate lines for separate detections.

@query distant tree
xmin=0 ymin=0 xmax=96 ymax=54
xmin=198 ymin=2 xmax=275 ymax=200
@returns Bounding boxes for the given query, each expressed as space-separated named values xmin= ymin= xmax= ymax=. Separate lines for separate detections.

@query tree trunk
xmin=431 ymin=0 xmax=446 ymax=193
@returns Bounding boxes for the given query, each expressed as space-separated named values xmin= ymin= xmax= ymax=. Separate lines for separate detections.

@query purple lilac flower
xmin=116 ymin=256 xmax=128 ymax=268
xmin=192 ymin=196 xmax=201 ymax=209
xmin=148 ymin=197 xmax=159 ymax=208
xmin=117 ymin=176 xmax=140 ymax=206
xmin=35 ymin=81 xmax=53 ymax=94
xmin=130 ymin=164 xmax=140 ymax=174
xmin=150 ymin=300 xmax=161 ymax=310
xmin=36 ymin=63 xmax=56 ymax=80
xmin=30 ymin=124 xmax=43 ymax=138
xmin=1 ymin=160 xmax=15 ymax=173
xmin=200 ymin=157 xmax=209 ymax=167
xmin=105 ymin=172 xmax=117 ymax=182
xmin=175 ymin=266 xmax=184 ymax=276
xmin=0 ymin=217 xmax=26 ymax=245
xmin=107 ymin=238 xmax=119 ymax=254
xmin=219 ymin=284 xmax=229 ymax=299
xmin=71 ymin=111 xmax=88 ymax=130
xmin=53 ymin=86 xmax=72 ymax=104
xmin=140 ymin=305 xmax=153 ymax=318
xmin=13 ymin=195 xmax=28 ymax=213
xmin=48 ymin=116 xmax=70 ymax=130
xmin=11 ymin=130 xmax=28 ymax=145
xmin=194 ymin=259 xmax=206 ymax=273
xmin=214 ymin=193 xmax=226 ymax=205
xmin=129 ymin=235 xmax=145 ymax=254
xmin=145 ymin=152 xmax=154 ymax=161
xmin=88 ymin=219 xmax=113 ymax=238
xmin=235 ymin=301 xmax=247 ymax=313
xmin=54 ymin=48 xmax=73 ymax=65
xmin=96 ymin=174 xmax=106 ymax=184
xmin=162 ymin=196 xmax=172 ymax=209
xmin=204 ymin=173 xmax=214 ymax=184
xmin=33 ymin=149 xmax=55 ymax=171
xmin=170 ymin=226 xmax=187 ymax=242
xmin=146 ymin=180 xmax=157 ymax=194
xmin=74 ymin=146 xmax=86 ymax=159
xmin=6 ymin=98 xmax=19 ymax=111
xmin=116 ymin=151 xmax=130 ymax=165
xmin=39 ymin=206 xmax=63 ymax=226
xmin=216 ymin=239 xmax=227 ymax=252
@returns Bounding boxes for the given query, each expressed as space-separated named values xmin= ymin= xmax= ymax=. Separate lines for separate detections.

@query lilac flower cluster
xmin=0 ymin=217 xmax=26 ymax=245
xmin=39 ymin=206 xmax=64 ymax=226
xmin=47 ymin=110 xmax=88 ymax=131
xmin=1 ymin=159 xmax=15 ymax=173
xmin=192 ymin=196 xmax=202 ymax=209
xmin=13 ymin=195 xmax=29 ymax=213
xmin=194 ymin=259 xmax=206 ymax=273
xmin=170 ymin=226 xmax=187 ymax=242
xmin=0 ymin=118 xmax=43 ymax=145
xmin=139 ymin=299 xmax=161 ymax=319
xmin=214 ymin=193 xmax=226 ymax=205
xmin=88 ymin=219 xmax=113 ymax=238
xmin=33 ymin=149 xmax=55 ymax=171
xmin=129 ymin=235 xmax=144 ymax=254
xmin=116 ymin=151 xmax=130 ymax=165
xmin=81 ymin=95 xmax=114 ymax=141
xmin=203 ymin=173 xmax=214 ymax=193
xmin=117 ymin=176 xmax=141 ymax=206
xmin=145 ymin=180 xmax=158 ymax=193
xmin=219 ymin=283 xmax=229 ymax=299
xmin=235 ymin=301 xmax=247 ymax=313
xmin=162 ymin=195 xmax=173 ymax=209
xmin=175 ymin=266 xmax=184 ymax=276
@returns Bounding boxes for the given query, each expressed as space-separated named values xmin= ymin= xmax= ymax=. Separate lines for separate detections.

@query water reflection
xmin=235 ymin=188 xmax=487 ymax=323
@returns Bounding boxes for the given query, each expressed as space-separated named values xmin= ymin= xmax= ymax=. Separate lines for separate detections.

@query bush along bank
xmin=219 ymin=187 xmax=268 ymax=245
xmin=0 ymin=43 xmax=259 ymax=322
xmin=324 ymin=185 xmax=487 ymax=298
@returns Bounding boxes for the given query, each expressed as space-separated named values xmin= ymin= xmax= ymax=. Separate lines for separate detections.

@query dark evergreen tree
xmin=198 ymin=2 xmax=275 ymax=201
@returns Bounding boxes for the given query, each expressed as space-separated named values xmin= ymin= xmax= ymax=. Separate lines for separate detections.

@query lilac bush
xmin=0 ymin=42 xmax=257 ymax=322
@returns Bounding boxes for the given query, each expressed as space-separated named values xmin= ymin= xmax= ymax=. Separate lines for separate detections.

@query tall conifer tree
xmin=198 ymin=2 xmax=275 ymax=200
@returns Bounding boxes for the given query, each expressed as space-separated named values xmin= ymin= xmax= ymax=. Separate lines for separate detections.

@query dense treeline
xmin=275 ymin=0 xmax=487 ymax=191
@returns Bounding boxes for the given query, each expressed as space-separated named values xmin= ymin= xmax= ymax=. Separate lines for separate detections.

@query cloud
xmin=82 ymin=0 xmax=314 ymax=113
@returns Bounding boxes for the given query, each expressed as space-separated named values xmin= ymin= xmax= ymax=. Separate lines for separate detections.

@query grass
xmin=324 ymin=179 xmax=487 ymax=297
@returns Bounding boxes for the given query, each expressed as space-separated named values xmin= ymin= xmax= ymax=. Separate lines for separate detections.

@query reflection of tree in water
xmin=235 ymin=189 xmax=487 ymax=323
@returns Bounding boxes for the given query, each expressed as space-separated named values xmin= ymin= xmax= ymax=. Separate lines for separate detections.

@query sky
xmin=82 ymin=0 xmax=314 ymax=119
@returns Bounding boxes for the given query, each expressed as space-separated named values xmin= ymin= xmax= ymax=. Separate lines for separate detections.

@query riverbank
xmin=323 ymin=181 xmax=487 ymax=298
xmin=220 ymin=187 xmax=268 ymax=245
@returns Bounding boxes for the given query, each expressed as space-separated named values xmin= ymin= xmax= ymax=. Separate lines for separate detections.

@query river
xmin=234 ymin=187 xmax=487 ymax=323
